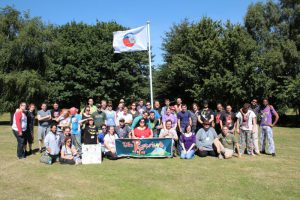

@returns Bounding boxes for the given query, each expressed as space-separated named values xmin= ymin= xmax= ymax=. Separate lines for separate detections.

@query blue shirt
xmin=196 ymin=127 xmax=218 ymax=151
xmin=71 ymin=114 xmax=82 ymax=135
xmin=177 ymin=111 xmax=191 ymax=129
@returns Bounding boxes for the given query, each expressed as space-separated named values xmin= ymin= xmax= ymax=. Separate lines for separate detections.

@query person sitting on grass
xmin=213 ymin=126 xmax=241 ymax=159
xmin=132 ymin=118 xmax=153 ymax=139
xmin=195 ymin=120 xmax=218 ymax=157
xmin=104 ymin=126 xmax=119 ymax=160
xmin=180 ymin=125 xmax=196 ymax=159
xmin=115 ymin=118 xmax=131 ymax=139
xmin=44 ymin=124 xmax=60 ymax=164
xmin=60 ymin=136 xmax=81 ymax=165
xmin=159 ymin=119 xmax=178 ymax=155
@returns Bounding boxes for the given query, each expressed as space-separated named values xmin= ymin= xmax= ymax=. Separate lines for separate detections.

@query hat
xmin=203 ymin=120 xmax=211 ymax=125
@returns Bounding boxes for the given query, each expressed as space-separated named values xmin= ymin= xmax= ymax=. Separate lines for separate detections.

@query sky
xmin=0 ymin=0 xmax=264 ymax=66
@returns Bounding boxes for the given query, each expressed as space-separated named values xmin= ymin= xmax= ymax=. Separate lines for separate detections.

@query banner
xmin=82 ymin=144 xmax=102 ymax=164
xmin=113 ymin=25 xmax=148 ymax=53
xmin=116 ymin=138 xmax=173 ymax=158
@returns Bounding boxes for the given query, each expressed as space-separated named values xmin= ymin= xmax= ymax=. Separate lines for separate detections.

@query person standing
xmin=190 ymin=103 xmax=200 ymax=133
xmin=24 ymin=103 xmax=35 ymax=156
xmin=12 ymin=102 xmax=27 ymax=159
xmin=70 ymin=107 xmax=82 ymax=151
xmin=249 ymin=99 xmax=261 ymax=155
xmin=83 ymin=118 xmax=98 ymax=144
xmin=177 ymin=104 xmax=192 ymax=134
xmin=105 ymin=102 xmax=117 ymax=127
xmin=260 ymin=99 xmax=279 ymax=156
xmin=37 ymin=103 xmax=52 ymax=153
xmin=161 ymin=98 xmax=171 ymax=116
xmin=220 ymin=105 xmax=236 ymax=134
xmin=137 ymin=99 xmax=146 ymax=115
xmin=91 ymin=104 xmax=107 ymax=129
xmin=174 ymin=97 xmax=182 ymax=113
xmin=51 ymin=102 xmax=61 ymax=123
xmin=81 ymin=98 xmax=97 ymax=114
xmin=236 ymin=103 xmax=256 ymax=155
xmin=129 ymin=102 xmax=139 ymax=120
xmin=214 ymin=103 xmax=224 ymax=134
xmin=198 ymin=100 xmax=214 ymax=128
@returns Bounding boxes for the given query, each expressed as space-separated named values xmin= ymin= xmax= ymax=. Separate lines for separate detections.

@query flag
xmin=113 ymin=25 xmax=148 ymax=53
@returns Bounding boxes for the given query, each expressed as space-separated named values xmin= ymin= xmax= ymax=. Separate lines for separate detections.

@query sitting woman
xmin=104 ymin=126 xmax=119 ymax=160
xmin=60 ymin=136 xmax=82 ymax=165
xmin=132 ymin=118 xmax=153 ymax=139
xmin=180 ymin=125 xmax=196 ymax=159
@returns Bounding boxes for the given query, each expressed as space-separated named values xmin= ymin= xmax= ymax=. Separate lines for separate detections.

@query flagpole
xmin=147 ymin=21 xmax=154 ymax=109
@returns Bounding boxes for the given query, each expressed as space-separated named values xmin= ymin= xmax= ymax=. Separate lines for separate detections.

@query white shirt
xmin=236 ymin=110 xmax=256 ymax=131
xmin=104 ymin=134 xmax=119 ymax=152
xmin=117 ymin=113 xmax=133 ymax=125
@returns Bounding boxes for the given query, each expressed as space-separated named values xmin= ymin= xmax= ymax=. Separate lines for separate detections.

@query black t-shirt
xmin=214 ymin=110 xmax=225 ymax=133
xmin=220 ymin=112 xmax=236 ymax=130
xmin=51 ymin=109 xmax=61 ymax=121
xmin=84 ymin=125 xmax=98 ymax=144
xmin=26 ymin=111 xmax=35 ymax=132
xmin=199 ymin=108 xmax=214 ymax=122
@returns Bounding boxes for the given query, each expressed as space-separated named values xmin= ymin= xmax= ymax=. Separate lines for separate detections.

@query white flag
xmin=113 ymin=25 xmax=148 ymax=53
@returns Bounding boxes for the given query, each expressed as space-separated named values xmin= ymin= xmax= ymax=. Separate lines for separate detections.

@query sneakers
xmin=272 ymin=153 xmax=276 ymax=157
xmin=260 ymin=150 xmax=266 ymax=154
xmin=218 ymin=154 xmax=224 ymax=159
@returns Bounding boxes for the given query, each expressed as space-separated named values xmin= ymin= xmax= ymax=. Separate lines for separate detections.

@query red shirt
xmin=134 ymin=127 xmax=151 ymax=138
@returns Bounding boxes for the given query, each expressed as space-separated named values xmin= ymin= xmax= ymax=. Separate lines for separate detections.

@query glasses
xmin=102 ymin=127 xmax=107 ymax=129
xmin=67 ymin=140 xmax=71 ymax=143
xmin=140 ymin=121 xmax=145 ymax=123
xmin=86 ymin=110 xmax=90 ymax=112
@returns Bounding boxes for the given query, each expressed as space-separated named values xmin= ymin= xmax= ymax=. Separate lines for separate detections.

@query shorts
xmin=38 ymin=126 xmax=49 ymax=140
xmin=23 ymin=130 xmax=34 ymax=145
xmin=224 ymin=148 xmax=234 ymax=158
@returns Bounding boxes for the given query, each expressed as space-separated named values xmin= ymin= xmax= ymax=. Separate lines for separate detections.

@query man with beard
xmin=198 ymin=100 xmax=214 ymax=128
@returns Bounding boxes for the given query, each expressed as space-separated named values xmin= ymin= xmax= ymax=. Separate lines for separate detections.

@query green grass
xmin=0 ymin=126 xmax=299 ymax=200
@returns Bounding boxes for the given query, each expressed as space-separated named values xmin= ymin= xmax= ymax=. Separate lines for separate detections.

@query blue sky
xmin=1 ymin=0 xmax=264 ymax=66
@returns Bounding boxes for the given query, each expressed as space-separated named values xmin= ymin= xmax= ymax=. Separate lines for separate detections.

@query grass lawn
xmin=0 ymin=126 xmax=299 ymax=200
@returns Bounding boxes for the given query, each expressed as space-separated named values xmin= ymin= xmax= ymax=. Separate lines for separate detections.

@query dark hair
xmin=165 ymin=119 xmax=172 ymax=124
xmin=50 ymin=123 xmax=57 ymax=129
xmin=243 ymin=103 xmax=251 ymax=109
xmin=64 ymin=136 xmax=72 ymax=144
xmin=185 ymin=124 xmax=192 ymax=132
xmin=83 ymin=106 xmax=90 ymax=112
xmin=182 ymin=104 xmax=187 ymax=107
xmin=142 ymin=111 xmax=149 ymax=115
xmin=63 ymin=127 xmax=70 ymax=132
xmin=149 ymin=111 xmax=155 ymax=114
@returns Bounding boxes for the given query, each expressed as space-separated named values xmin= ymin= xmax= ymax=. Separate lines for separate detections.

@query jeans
xmin=253 ymin=125 xmax=260 ymax=153
xmin=260 ymin=126 xmax=275 ymax=154
xmin=180 ymin=149 xmax=195 ymax=159
xmin=71 ymin=134 xmax=81 ymax=151
xmin=12 ymin=130 xmax=25 ymax=158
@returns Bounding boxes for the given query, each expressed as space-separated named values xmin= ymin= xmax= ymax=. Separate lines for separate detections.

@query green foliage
xmin=155 ymin=0 xmax=300 ymax=114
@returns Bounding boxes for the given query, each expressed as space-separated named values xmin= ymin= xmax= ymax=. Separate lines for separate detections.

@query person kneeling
xmin=104 ymin=126 xmax=119 ymax=160
xmin=180 ymin=125 xmax=196 ymax=159
xmin=214 ymin=126 xmax=241 ymax=159
xmin=60 ymin=136 xmax=82 ymax=165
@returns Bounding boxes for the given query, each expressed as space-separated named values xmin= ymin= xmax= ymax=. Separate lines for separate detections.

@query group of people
xmin=11 ymin=97 xmax=279 ymax=164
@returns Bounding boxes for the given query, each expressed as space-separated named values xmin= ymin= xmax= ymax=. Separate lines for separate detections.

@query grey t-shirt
xmin=38 ymin=110 xmax=51 ymax=127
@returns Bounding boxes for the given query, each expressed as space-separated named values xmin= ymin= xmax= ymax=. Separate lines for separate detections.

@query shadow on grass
xmin=277 ymin=115 xmax=300 ymax=128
